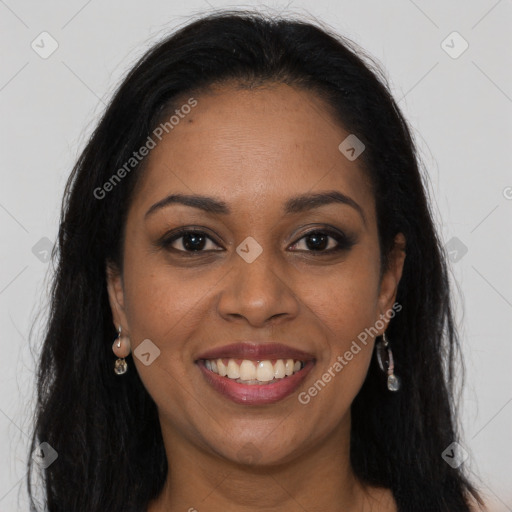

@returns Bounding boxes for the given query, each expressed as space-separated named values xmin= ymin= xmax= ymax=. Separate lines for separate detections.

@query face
xmin=107 ymin=82 xmax=405 ymax=466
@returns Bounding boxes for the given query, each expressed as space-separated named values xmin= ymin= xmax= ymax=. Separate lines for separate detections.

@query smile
xmin=203 ymin=357 xmax=305 ymax=383
xmin=197 ymin=358 xmax=315 ymax=405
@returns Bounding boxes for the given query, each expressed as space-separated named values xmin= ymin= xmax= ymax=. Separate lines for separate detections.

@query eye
xmin=158 ymin=226 xmax=355 ymax=255
xmin=288 ymin=228 xmax=355 ymax=253
xmin=160 ymin=229 xmax=222 ymax=253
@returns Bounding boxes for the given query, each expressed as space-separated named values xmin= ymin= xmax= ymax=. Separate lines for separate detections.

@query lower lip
xmin=196 ymin=360 xmax=315 ymax=405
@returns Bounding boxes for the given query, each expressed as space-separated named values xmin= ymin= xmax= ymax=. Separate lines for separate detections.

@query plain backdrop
xmin=0 ymin=0 xmax=511 ymax=510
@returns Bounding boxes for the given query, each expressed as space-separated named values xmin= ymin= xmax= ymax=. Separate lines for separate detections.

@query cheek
xmin=120 ymin=246 xmax=228 ymax=383
xmin=295 ymin=247 xmax=380 ymax=397
xmin=297 ymin=272 xmax=378 ymax=426
xmin=297 ymin=252 xmax=381 ymax=342
xmin=123 ymin=263 xmax=208 ymax=342
xmin=120 ymin=257 xmax=206 ymax=410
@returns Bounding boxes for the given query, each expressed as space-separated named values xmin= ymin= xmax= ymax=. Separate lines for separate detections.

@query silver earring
xmin=114 ymin=325 xmax=128 ymax=375
xmin=375 ymin=332 xmax=400 ymax=391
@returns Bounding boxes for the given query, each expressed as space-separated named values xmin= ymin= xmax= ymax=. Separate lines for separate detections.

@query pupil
xmin=183 ymin=233 xmax=206 ymax=251
xmin=306 ymin=233 xmax=328 ymax=251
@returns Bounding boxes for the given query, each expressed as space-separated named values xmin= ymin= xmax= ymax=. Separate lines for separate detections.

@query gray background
xmin=0 ymin=0 xmax=511 ymax=510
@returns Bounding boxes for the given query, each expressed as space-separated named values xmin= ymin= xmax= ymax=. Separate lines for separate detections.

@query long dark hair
xmin=27 ymin=9 xmax=486 ymax=511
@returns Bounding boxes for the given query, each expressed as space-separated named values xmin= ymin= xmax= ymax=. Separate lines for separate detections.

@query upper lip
xmin=196 ymin=342 xmax=316 ymax=362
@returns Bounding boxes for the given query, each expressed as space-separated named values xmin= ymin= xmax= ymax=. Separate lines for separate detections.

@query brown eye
xmin=158 ymin=227 xmax=355 ymax=256
xmin=160 ymin=229 xmax=222 ymax=253
xmin=289 ymin=229 xmax=355 ymax=253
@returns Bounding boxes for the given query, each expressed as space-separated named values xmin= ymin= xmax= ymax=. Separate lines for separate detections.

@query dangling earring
xmin=113 ymin=325 xmax=129 ymax=375
xmin=375 ymin=332 xmax=401 ymax=391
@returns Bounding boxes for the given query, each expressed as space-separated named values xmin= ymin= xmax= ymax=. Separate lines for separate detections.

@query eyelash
xmin=158 ymin=227 xmax=356 ymax=255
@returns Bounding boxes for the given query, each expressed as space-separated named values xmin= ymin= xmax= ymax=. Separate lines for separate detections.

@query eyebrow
xmin=145 ymin=190 xmax=366 ymax=225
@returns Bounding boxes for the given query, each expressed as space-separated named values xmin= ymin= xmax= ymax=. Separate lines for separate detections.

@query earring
xmin=375 ymin=332 xmax=401 ymax=391
xmin=113 ymin=325 xmax=129 ymax=375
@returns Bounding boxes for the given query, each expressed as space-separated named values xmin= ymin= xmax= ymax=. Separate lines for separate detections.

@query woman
xmin=27 ymin=9 xmax=487 ymax=512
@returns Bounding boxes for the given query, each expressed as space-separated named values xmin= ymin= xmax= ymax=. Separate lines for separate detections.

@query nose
xmin=216 ymin=246 xmax=300 ymax=327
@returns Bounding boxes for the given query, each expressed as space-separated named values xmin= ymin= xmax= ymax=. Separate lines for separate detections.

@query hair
xmin=27 ymin=8 xmax=486 ymax=512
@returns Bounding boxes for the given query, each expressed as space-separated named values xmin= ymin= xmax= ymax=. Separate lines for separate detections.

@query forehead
xmin=130 ymin=83 xmax=374 ymax=221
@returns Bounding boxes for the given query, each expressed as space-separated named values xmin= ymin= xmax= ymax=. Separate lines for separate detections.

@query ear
xmin=375 ymin=232 xmax=406 ymax=335
xmin=106 ymin=261 xmax=129 ymax=333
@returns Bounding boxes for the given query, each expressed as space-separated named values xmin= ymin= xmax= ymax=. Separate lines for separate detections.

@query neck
xmin=147 ymin=412 xmax=377 ymax=512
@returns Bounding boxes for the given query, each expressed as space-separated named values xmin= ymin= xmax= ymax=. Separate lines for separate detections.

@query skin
xmin=107 ymin=82 xmax=406 ymax=512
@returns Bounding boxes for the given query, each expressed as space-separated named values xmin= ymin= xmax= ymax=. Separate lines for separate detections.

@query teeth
xmin=204 ymin=357 xmax=306 ymax=383
xmin=274 ymin=359 xmax=285 ymax=379
xmin=217 ymin=359 xmax=227 ymax=377
xmin=240 ymin=360 xmax=256 ymax=380
xmin=227 ymin=359 xmax=240 ymax=379
xmin=256 ymin=361 xmax=274 ymax=382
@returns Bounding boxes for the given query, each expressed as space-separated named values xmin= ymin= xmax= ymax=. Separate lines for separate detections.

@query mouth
xmin=201 ymin=357 xmax=306 ymax=383
xmin=195 ymin=343 xmax=316 ymax=405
